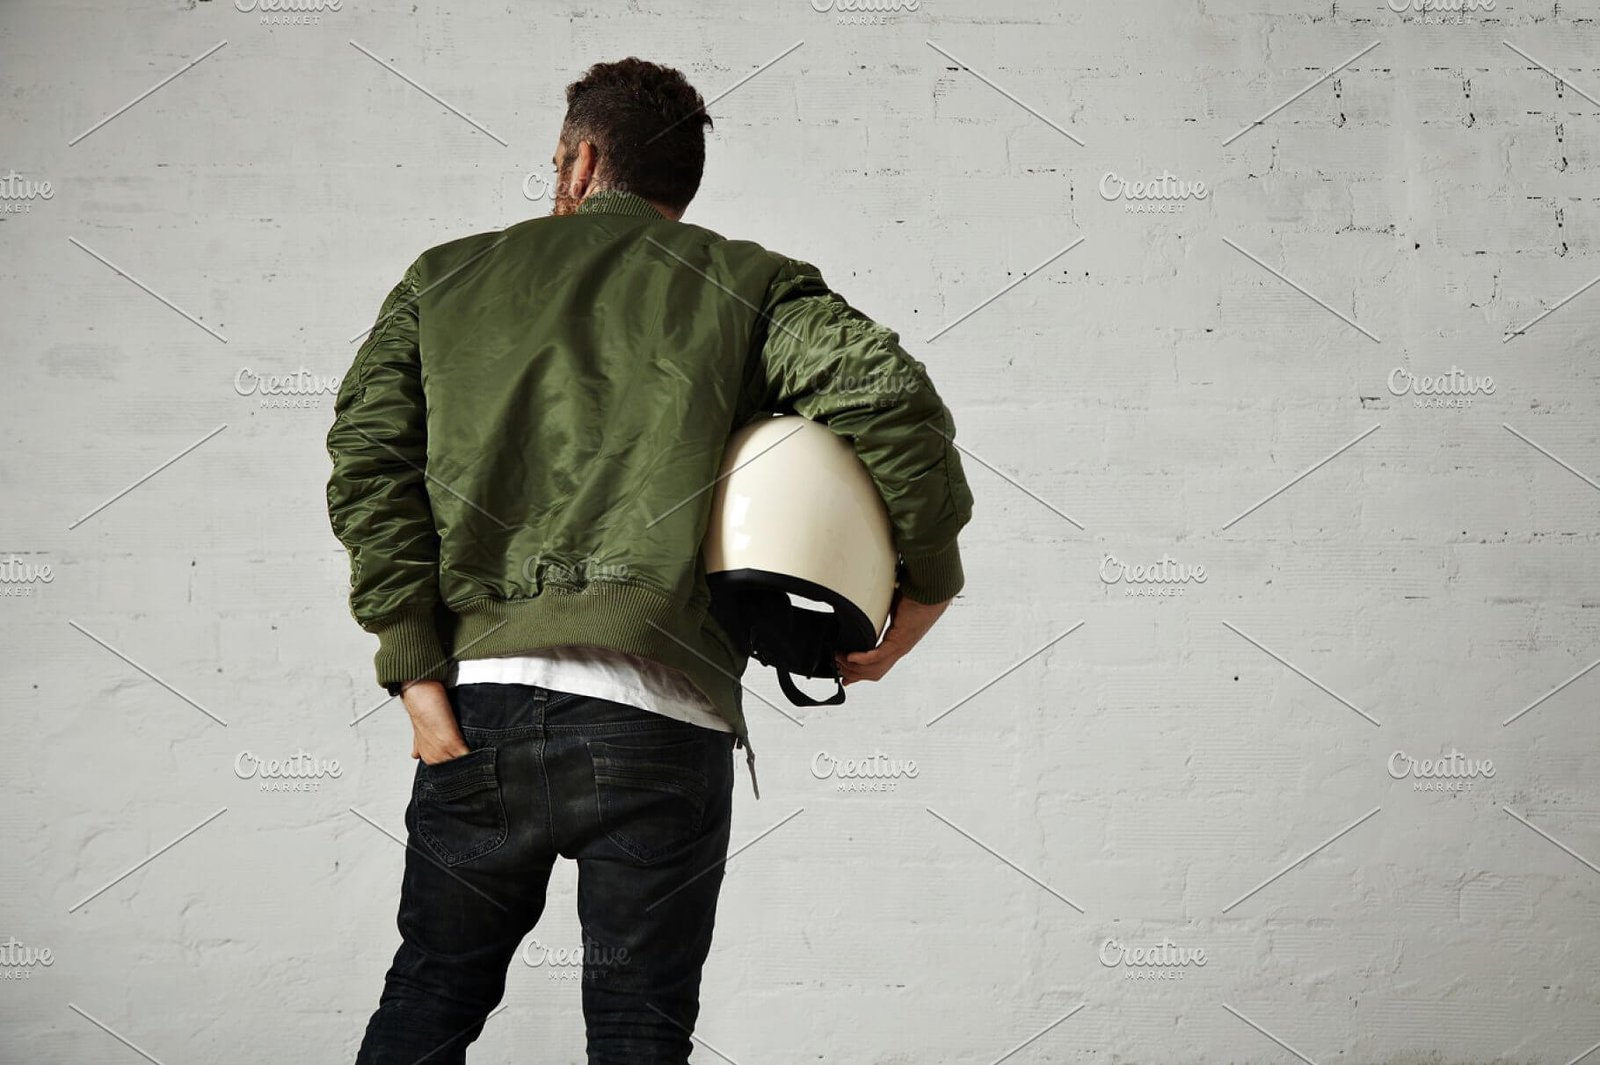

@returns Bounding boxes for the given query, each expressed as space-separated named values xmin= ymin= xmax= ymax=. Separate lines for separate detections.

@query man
xmin=327 ymin=57 xmax=973 ymax=1064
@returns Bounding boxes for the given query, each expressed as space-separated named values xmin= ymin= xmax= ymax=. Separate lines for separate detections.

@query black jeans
xmin=355 ymin=683 xmax=737 ymax=1065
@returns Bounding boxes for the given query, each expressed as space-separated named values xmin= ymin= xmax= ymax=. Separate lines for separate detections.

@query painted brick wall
xmin=3 ymin=0 xmax=1598 ymax=1062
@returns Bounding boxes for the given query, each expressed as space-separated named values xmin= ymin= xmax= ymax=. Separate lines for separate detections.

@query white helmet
xmin=703 ymin=414 xmax=897 ymax=705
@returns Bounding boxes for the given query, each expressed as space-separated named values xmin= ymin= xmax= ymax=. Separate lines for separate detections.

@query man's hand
xmin=400 ymin=680 xmax=471 ymax=764
xmin=835 ymin=589 xmax=953 ymax=685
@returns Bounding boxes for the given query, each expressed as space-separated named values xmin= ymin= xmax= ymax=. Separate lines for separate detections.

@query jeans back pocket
xmin=588 ymin=736 xmax=711 ymax=864
xmin=414 ymin=747 xmax=508 ymax=866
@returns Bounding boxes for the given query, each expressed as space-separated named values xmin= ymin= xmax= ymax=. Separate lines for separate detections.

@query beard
xmin=551 ymin=165 xmax=581 ymax=216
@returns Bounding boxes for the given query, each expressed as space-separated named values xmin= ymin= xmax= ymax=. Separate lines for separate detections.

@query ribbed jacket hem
xmin=899 ymin=539 xmax=965 ymax=603
xmin=372 ymin=606 xmax=452 ymax=693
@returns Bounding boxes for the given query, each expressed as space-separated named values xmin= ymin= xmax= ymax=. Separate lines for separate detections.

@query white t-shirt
xmin=447 ymin=645 xmax=733 ymax=734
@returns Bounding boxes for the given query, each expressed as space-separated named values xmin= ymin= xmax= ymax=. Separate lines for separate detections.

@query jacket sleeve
xmin=325 ymin=259 xmax=450 ymax=693
xmin=748 ymin=256 xmax=974 ymax=603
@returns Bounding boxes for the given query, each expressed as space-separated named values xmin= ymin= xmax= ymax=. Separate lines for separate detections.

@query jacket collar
xmin=575 ymin=188 xmax=669 ymax=219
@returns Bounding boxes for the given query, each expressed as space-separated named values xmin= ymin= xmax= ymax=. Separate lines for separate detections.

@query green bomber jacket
xmin=325 ymin=188 xmax=975 ymax=745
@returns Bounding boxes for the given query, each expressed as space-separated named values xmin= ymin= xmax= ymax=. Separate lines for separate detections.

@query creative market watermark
xmin=234 ymin=0 xmax=341 ymax=25
xmin=1099 ymin=554 xmax=1207 ymax=598
xmin=1099 ymin=937 xmax=1207 ymax=981
xmin=0 ymin=171 xmax=53 ymax=214
xmin=811 ymin=750 xmax=919 ymax=793
xmin=521 ymin=170 xmax=558 ymax=205
xmin=522 ymin=557 xmax=632 ymax=589
xmin=0 ymin=556 xmax=53 ymax=599
xmin=1387 ymin=366 xmax=1494 ymax=410
xmin=805 ymin=367 xmax=922 ymax=409
xmin=1386 ymin=0 xmax=1494 ymax=24
xmin=1099 ymin=171 xmax=1208 ymax=215
xmin=235 ymin=368 xmax=341 ymax=410
xmin=521 ymin=938 xmax=630 ymax=982
xmin=1388 ymin=749 xmax=1494 ymax=793
xmin=0 ymin=937 xmax=52 ymax=981
xmin=235 ymin=750 xmax=343 ymax=793
xmin=808 ymin=0 xmax=921 ymax=25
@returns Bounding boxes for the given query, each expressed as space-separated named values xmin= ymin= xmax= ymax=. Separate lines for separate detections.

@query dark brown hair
xmin=561 ymin=58 xmax=713 ymax=213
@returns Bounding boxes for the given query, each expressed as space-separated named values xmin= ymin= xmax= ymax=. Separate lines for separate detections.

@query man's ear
xmin=569 ymin=140 xmax=600 ymax=200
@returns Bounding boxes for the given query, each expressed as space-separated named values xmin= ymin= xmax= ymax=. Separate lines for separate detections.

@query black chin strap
xmin=775 ymin=668 xmax=846 ymax=707
xmin=737 ymin=588 xmax=853 ymax=708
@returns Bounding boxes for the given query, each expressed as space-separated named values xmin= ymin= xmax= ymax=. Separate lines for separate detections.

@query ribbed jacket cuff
xmin=899 ymin=540 xmax=965 ymax=604
xmin=370 ymin=606 xmax=451 ymax=694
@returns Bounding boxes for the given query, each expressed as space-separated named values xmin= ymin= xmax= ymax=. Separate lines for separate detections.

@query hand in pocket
xmin=401 ymin=680 xmax=471 ymax=764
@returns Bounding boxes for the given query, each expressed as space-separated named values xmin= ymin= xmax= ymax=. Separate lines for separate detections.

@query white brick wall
xmin=3 ymin=0 xmax=1598 ymax=1061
